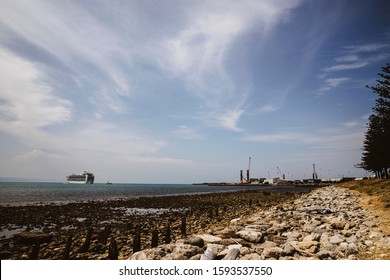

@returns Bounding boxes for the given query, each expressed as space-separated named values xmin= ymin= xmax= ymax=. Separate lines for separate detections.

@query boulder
xmin=329 ymin=235 xmax=345 ymax=244
xmin=196 ymin=234 xmax=222 ymax=244
xmin=236 ymin=230 xmax=263 ymax=243
xmin=345 ymin=243 xmax=359 ymax=256
xmin=184 ymin=236 xmax=204 ymax=248
xmin=262 ymin=247 xmax=283 ymax=259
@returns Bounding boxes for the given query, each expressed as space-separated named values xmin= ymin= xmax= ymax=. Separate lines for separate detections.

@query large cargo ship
xmin=66 ymin=171 xmax=95 ymax=184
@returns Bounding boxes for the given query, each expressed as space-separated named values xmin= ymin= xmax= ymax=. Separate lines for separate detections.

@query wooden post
xmin=249 ymin=199 xmax=252 ymax=207
xmin=208 ymin=209 xmax=213 ymax=219
xmin=181 ymin=213 xmax=187 ymax=237
xmin=99 ymin=225 xmax=111 ymax=244
xmin=151 ymin=229 xmax=159 ymax=248
xmin=29 ymin=244 xmax=40 ymax=260
xmin=215 ymin=207 xmax=219 ymax=217
xmin=80 ymin=227 xmax=93 ymax=253
xmin=133 ymin=229 xmax=141 ymax=253
xmin=108 ymin=237 xmax=118 ymax=260
xmin=62 ymin=233 xmax=73 ymax=259
xmin=164 ymin=223 xmax=171 ymax=244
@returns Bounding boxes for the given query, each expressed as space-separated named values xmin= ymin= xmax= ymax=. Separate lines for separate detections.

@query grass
xmin=336 ymin=179 xmax=390 ymax=259
xmin=338 ymin=179 xmax=390 ymax=207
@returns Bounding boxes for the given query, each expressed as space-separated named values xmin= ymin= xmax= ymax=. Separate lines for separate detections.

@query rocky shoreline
xmin=0 ymin=188 xmax=306 ymax=259
xmin=129 ymin=186 xmax=390 ymax=260
xmin=1 ymin=185 xmax=389 ymax=260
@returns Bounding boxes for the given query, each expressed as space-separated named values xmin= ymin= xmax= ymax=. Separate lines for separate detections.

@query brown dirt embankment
xmin=336 ymin=179 xmax=390 ymax=259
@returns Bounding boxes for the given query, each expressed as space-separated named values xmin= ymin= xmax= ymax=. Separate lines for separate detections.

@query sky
xmin=0 ymin=0 xmax=389 ymax=183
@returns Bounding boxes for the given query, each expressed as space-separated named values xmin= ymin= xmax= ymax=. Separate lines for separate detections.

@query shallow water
xmin=0 ymin=182 xmax=314 ymax=206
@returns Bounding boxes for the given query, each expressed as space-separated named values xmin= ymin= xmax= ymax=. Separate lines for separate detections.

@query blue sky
xmin=0 ymin=0 xmax=389 ymax=183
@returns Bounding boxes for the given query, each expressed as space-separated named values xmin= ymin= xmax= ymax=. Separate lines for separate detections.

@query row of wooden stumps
xmin=68 ymin=214 xmax=186 ymax=260
xmin=16 ymin=198 xmax=259 ymax=259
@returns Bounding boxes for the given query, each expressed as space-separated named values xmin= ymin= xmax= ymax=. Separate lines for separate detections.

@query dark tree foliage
xmin=359 ymin=64 xmax=390 ymax=178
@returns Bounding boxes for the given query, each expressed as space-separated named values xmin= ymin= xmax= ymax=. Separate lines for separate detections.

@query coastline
xmin=0 ymin=189 xmax=306 ymax=259
xmin=1 ymin=183 xmax=389 ymax=260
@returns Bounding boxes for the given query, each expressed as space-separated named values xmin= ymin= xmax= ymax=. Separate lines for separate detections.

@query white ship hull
xmin=66 ymin=171 xmax=94 ymax=184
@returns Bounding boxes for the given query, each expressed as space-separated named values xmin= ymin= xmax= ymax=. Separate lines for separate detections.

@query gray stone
xmin=329 ymin=235 xmax=345 ymax=244
xmin=223 ymin=247 xmax=240 ymax=260
xmin=283 ymin=243 xmax=296 ymax=256
xmin=262 ymin=247 xmax=283 ymax=259
xmin=184 ymin=236 xmax=204 ymax=248
xmin=172 ymin=244 xmax=203 ymax=259
xmin=317 ymin=250 xmax=331 ymax=259
xmin=346 ymin=243 xmax=359 ymax=256
xmin=236 ymin=230 xmax=263 ymax=243
xmin=303 ymin=233 xmax=321 ymax=242
xmin=196 ymin=234 xmax=222 ymax=244
xmin=200 ymin=244 xmax=221 ymax=260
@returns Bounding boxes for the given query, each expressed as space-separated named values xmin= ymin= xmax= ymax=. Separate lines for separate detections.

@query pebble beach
xmin=1 ymin=185 xmax=389 ymax=260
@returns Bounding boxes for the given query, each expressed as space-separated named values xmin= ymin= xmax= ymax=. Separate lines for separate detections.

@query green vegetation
xmin=357 ymin=64 xmax=390 ymax=178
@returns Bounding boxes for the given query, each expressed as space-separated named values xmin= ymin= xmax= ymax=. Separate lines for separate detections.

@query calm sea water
xmin=0 ymin=182 xmax=313 ymax=206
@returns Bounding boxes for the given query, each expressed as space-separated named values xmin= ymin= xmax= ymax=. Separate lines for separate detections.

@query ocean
xmin=0 ymin=182 xmax=314 ymax=206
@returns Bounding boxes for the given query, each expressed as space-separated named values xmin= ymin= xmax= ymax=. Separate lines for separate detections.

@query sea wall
xmin=128 ymin=186 xmax=390 ymax=260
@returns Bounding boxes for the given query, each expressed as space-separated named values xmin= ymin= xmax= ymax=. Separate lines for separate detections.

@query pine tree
xmin=360 ymin=64 xmax=390 ymax=178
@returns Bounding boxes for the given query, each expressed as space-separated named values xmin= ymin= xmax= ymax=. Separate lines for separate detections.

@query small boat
xmin=105 ymin=181 xmax=112 ymax=185
xmin=66 ymin=171 xmax=94 ymax=184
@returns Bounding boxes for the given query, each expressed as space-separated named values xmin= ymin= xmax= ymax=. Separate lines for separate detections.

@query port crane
xmin=277 ymin=166 xmax=285 ymax=180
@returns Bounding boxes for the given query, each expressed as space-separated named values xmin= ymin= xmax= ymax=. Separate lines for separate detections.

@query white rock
xmin=236 ymin=230 xmax=263 ymax=243
xmin=196 ymin=234 xmax=222 ymax=243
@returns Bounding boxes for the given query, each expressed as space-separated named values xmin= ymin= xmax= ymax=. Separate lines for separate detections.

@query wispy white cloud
xmin=156 ymin=0 xmax=304 ymax=131
xmin=0 ymin=47 xmax=72 ymax=131
xmin=242 ymin=123 xmax=365 ymax=153
xmin=335 ymin=55 xmax=360 ymax=63
xmin=345 ymin=43 xmax=389 ymax=53
xmin=322 ymin=62 xmax=368 ymax=72
xmin=13 ymin=149 xmax=65 ymax=162
xmin=173 ymin=125 xmax=204 ymax=140
xmin=123 ymin=155 xmax=193 ymax=165
xmin=322 ymin=42 xmax=389 ymax=74
xmin=318 ymin=77 xmax=350 ymax=92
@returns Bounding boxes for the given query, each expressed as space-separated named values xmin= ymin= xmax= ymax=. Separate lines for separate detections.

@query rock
xmin=197 ymin=234 xmax=222 ymax=244
xmin=329 ymin=235 xmax=345 ymax=244
xmin=13 ymin=232 xmax=53 ymax=245
xmin=330 ymin=218 xmax=346 ymax=230
xmin=317 ymin=250 xmax=332 ymax=259
xmin=172 ymin=244 xmax=203 ymax=259
xmin=184 ymin=236 xmax=204 ymax=248
xmin=297 ymin=241 xmax=319 ymax=250
xmin=363 ymin=221 xmax=376 ymax=228
xmin=303 ymin=233 xmax=321 ymax=242
xmin=236 ymin=230 xmax=263 ymax=243
xmin=369 ymin=232 xmax=383 ymax=239
xmin=189 ymin=254 xmax=202 ymax=260
xmin=222 ymin=247 xmax=240 ymax=260
xmin=129 ymin=251 xmax=149 ymax=260
xmin=200 ymin=244 xmax=220 ymax=260
xmin=240 ymin=253 xmax=262 ymax=260
xmin=230 ymin=218 xmax=241 ymax=225
xmin=283 ymin=231 xmax=302 ymax=241
xmin=262 ymin=247 xmax=283 ymax=259
xmin=346 ymin=243 xmax=359 ymax=256
xmin=283 ymin=243 xmax=296 ymax=256
xmin=257 ymin=241 xmax=277 ymax=249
